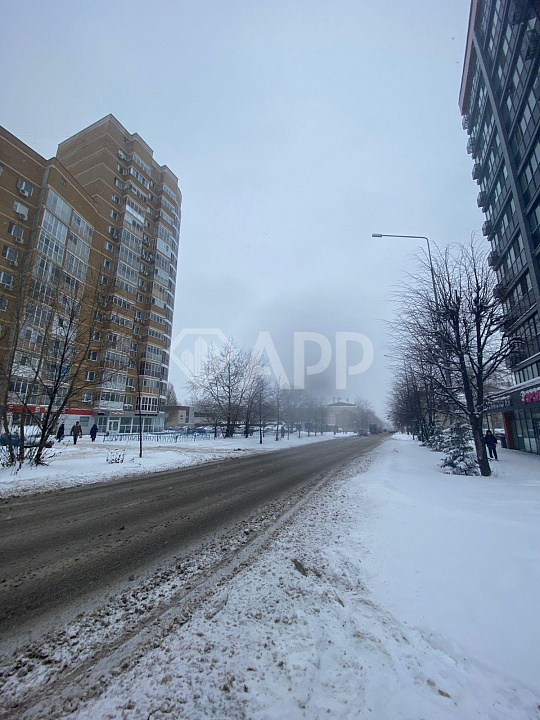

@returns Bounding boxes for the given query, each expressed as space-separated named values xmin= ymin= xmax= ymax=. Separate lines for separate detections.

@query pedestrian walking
xmin=90 ymin=423 xmax=98 ymax=442
xmin=484 ymin=429 xmax=498 ymax=460
xmin=71 ymin=421 xmax=83 ymax=445
xmin=56 ymin=423 xmax=65 ymax=442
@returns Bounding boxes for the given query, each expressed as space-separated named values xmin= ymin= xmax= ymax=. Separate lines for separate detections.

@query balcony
xmin=525 ymin=29 xmax=539 ymax=60
xmin=493 ymin=282 xmax=509 ymax=300
xmin=482 ymin=220 xmax=492 ymax=236
xmin=507 ymin=291 xmax=537 ymax=319
xmin=472 ymin=163 xmax=482 ymax=181
xmin=462 ymin=115 xmax=469 ymax=131
xmin=510 ymin=0 xmax=530 ymax=25
xmin=488 ymin=250 xmax=500 ymax=268
xmin=505 ymin=348 xmax=527 ymax=369
xmin=503 ymin=311 xmax=518 ymax=331
xmin=467 ymin=137 xmax=477 ymax=156
xmin=95 ymin=400 xmax=124 ymax=411
xmin=477 ymin=191 xmax=487 ymax=209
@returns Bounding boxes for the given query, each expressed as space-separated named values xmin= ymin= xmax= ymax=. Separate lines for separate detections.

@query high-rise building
xmin=0 ymin=115 xmax=181 ymax=436
xmin=460 ymin=0 xmax=540 ymax=453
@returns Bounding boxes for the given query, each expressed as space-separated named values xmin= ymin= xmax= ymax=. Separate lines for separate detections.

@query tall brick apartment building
xmin=0 ymin=115 xmax=181 ymax=435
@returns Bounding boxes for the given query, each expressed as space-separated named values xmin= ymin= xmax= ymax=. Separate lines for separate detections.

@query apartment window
xmin=114 ymin=177 xmax=122 ymax=188
xmin=137 ymin=292 xmax=143 ymax=302
xmin=42 ymin=210 xmax=68 ymax=244
xmin=0 ymin=271 xmax=13 ymax=288
xmin=37 ymin=230 xmax=64 ymax=264
xmin=89 ymin=350 xmax=98 ymax=361
xmin=8 ymin=222 xmax=24 ymax=241
xmin=82 ymin=392 xmax=92 ymax=403
xmin=99 ymin=275 xmax=108 ymax=286
xmin=137 ymin=396 xmax=159 ymax=413
xmin=112 ymin=194 xmax=120 ymax=204
xmin=85 ymin=371 xmax=95 ymax=382
xmin=17 ymin=179 xmax=34 ymax=197
xmin=116 ymin=163 xmax=125 ymax=174
xmin=71 ymin=212 xmax=93 ymax=242
xmin=103 ymin=258 xmax=111 ymax=269
xmin=105 ymin=241 xmax=114 ymax=252
xmin=60 ymin=177 xmax=66 ymax=185
xmin=46 ymin=188 xmax=71 ymax=223
xmin=2 ymin=246 xmax=19 ymax=264
xmin=13 ymin=201 xmax=29 ymax=220
xmin=0 ymin=298 xmax=7 ymax=311
xmin=110 ymin=209 xmax=119 ymax=220
xmin=92 ymin=330 xmax=100 ymax=341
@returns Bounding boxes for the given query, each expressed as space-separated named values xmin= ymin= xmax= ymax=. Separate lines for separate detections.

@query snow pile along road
xmin=57 ymin=435 xmax=539 ymax=719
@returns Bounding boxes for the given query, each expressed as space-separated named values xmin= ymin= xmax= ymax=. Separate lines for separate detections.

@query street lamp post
xmin=371 ymin=233 xmax=438 ymax=309
xmin=373 ymin=231 xmax=454 ymax=417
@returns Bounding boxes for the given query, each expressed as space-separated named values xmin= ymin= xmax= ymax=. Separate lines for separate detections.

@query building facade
xmin=460 ymin=0 xmax=540 ymax=453
xmin=326 ymin=400 xmax=357 ymax=432
xmin=0 ymin=116 xmax=181 ymax=435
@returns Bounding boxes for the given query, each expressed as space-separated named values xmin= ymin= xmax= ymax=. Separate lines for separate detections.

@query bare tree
xmin=188 ymin=339 xmax=263 ymax=438
xmin=392 ymin=241 xmax=510 ymax=476
xmin=0 ymin=238 xmax=35 ymax=462
xmin=281 ymin=388 xmax=305 ymax=439
xmin=0 ymin=266 xmax=111 ymax=465
xmin=166 ymin=382 xmax=178 ymax=406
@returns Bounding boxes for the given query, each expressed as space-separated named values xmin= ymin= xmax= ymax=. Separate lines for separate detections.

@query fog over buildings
xmin=0 ymin=0 xmax=483 ymax=417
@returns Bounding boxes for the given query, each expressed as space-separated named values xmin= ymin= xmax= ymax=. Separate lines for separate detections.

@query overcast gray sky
xmin=1 ymin=0 xmax=483 ymax=417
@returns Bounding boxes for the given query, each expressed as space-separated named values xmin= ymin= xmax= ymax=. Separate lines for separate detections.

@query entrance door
xmin=108 ymin=418 xmax=120 ymax=433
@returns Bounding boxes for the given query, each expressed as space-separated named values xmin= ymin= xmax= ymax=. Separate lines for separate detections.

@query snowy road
xmin=0 ymin=434 xmax=383 ymax=639
xmin=1 ymin=435 xmax=539 ymax=719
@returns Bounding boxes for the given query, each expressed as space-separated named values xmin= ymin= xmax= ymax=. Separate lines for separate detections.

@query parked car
xmin=357 ymin=429 xmax=369 ymax=436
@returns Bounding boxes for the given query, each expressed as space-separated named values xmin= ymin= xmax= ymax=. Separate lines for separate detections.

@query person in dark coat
xmin=56 ymin=423 xmax=65 ymax=442
xmin=484 ymin=429 xmax=498 ymax=460
xmin=71 ymin=421 xmax=83 ymax=445
xmin=90 ymin=423 xmax=98 ymax=442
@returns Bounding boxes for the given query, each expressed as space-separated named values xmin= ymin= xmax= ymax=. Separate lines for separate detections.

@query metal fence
xmin=101 ymin=431 xmax=213 ymax=443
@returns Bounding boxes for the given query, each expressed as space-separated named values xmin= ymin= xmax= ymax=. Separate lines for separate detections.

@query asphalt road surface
xmin=0 ymin=435 xmax=384 ymax=635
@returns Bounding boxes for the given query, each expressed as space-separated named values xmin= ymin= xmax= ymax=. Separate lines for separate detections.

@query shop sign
xmin=484 ymin=395 xmax=513 ymax=412
xmin=522 ymin=386 xmax=540 ymax=405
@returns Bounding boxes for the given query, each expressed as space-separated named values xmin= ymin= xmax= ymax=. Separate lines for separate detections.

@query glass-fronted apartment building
xmin=460 ymin=0 xmax=540 ymax=453
xmin=0 ymin=116 xmax=181 ymax=436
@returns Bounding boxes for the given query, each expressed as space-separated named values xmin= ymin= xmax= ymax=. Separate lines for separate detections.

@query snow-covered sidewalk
xmin=0 ymin=431 xmax=345 ymax=498
xmin=68 ymin=434 xmax=540 ymax=719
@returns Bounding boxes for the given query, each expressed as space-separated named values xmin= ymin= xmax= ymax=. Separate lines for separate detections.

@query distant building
xmin=0 ymin=115 xmax=181 ymax=435
xmin=460 ymin=0 xmax=540 ymax=453
xmin=164 ymin=405 xmax=190 ymax=427
xmin=326 ymin=399 xmax=356 ymax=431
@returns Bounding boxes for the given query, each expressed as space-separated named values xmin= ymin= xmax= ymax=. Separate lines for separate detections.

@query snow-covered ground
xmin=0 ymin=431 xmax=344 ymax=497
xmin=47 ymin=434 xmax=540 ymax=719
